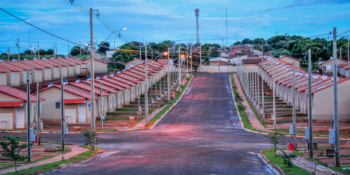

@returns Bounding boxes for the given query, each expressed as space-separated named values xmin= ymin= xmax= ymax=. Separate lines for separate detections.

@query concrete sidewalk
xmin=132 ymin=105 xmax=167 ymax=129
xmin=0 ymin=144 xmax=89 ymax=174
xmin=233 ymin=74 xmax=271 ymax=132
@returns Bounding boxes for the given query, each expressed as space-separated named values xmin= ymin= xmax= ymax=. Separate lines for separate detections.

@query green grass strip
xmin=3 ymin=146 xmax=100 ymax=175
xmin=262 ymin=149 xmax=311 ymax=175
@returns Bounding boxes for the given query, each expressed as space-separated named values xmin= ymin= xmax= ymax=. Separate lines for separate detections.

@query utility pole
xmin=257 ymin=69 xmax=260 ymax=111
xmin=80 ymin=41 xmax=81 ymax=56
xmin=273 ymin=75 xmax=276 ymax=130
xmin=139 ymin=41 xmax=142 ymax=59
xmin=292 ymin=61 xmax=296 ymax=150
xmin=138 ymin=82 xmax=141 ymax=118
xmin=167 ymin=47 xmax=170 ymax=103
xmin=7 ymin=47 xmax=9 ymax=61
xmin=199 ymin=43 xmax=202 ymax=72
xmin=36 ymin=82 xmax=40 ymax=145
xmin=17 ymin=38 xmax=20 ymax=61
xmin=26 ymin=70 xmax=31 ymax=160
xmin=262 ymin=70 xmax=265 ymax=123
xmin=60 ymin=75 xmax=65 ymax=152
xmin=68 ymin=42 xmax=70 ymax=56
xmin=114 ymin=41 xmax=115 ymax=50
xmin=144 ymin=43 xmax=149 ymax=125
xmin=100 ymin=83 xmax=103 ymax=130
xmin=308 ymin=49 xmax=313 ymax=158
xmin=333 ymin=27 xmax=340 ymax=167
xmin=54 ymin=42 xmax=56 ymax=58
xmin=89 ymin=8 xmax=96 ymax=151
xmin=340 ymin=48 xmax=342 ymax=59
xmin=38 ymin=41 xmax=40 ymax=59
xmin=178 ymin=43 xmax=181 ymax=91
xmin=348 ymin=36 xmax=349 ymax=62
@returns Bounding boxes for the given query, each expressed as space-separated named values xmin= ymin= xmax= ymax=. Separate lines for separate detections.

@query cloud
xmin=260 ymin=0 xmax=350 ymax=13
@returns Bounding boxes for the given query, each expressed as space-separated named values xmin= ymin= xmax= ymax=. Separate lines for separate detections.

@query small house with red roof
xmin=278 ymin=56 xmax=300 ymax=67
xmin=125 ymin=58 xmax=143 ymax=70
xmin=84 ymin=58 xmax=108 ymax=74
xmin=0 ymin=85 xmax=45 ymax=129
xmin=0 ymin=62 xmax=21 ymax=86
xmin=0 ymin=61 xmax=34 ymax=85
xmin=35 ymin=84 xmax=97 ymax=124
xmin=319 ymin=58 xmax=347 ymax=75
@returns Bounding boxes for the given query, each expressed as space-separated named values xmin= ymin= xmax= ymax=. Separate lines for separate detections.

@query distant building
xmin=125 ymin=58 xmax=143 ymax=69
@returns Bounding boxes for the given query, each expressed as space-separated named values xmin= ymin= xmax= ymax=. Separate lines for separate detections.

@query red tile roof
xmin=0 ymin=85 xmax=44 ymax=102
xmin=0 ymin=63 xmax=22 ymax=72
xmin=66 ymin=57 xmax=87 ymax=64
xmin=0 ymin=67 xmax=10 ymax=73
xmin=64 ymin=98 xmax=86 ymax=104
xmin=82 ymin=80 xmax=117 ymax=93
xmin=57 ymin=59 xmax=77 ymax=66
xmin=125 ymin=58 xmax=143 ymax=64
xmin=279 ymin=55 xmax=301 ymax=62
xmin=102 ymin=77 xmax=131 ymax=88
xmin=94 ymin=79 xmax=125 ymax=90
xmin=123 ymin=72 xmax=144 ymax=80
xmin=40 ymin=59 xmax=61 ymax=67
xmin=116 ymin=74 xmax=140 ymax=83
xmin=319 ymin=58 xmax=347 ymax=65
xmin=18 ymin=61 xmax=45 ymax=70
xmin=85 ymin=58 xmax=108 ymax=64
xmin=37 ymin=85 xmax=97 ymax=100
xmin=49 ymin=59 xmax=70 ymax=66
xmin=3 ymin=62 xmax=34 ymax=71
xmin=29 ymin=60 xmax=54 ymax=68
xmin=311 ymin=78 xmax=349 ymax=94
xmin=110 ymin=76 xmax=138 ymax=86
xmin=157 ymin=59 xmax=168 ymax=65
xmin=0 ymin=100 xmax=24 ymax=107
xmin=69 ymin=83 xmax=108 ymax=96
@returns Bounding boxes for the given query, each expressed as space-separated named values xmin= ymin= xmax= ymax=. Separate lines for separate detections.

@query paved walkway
xmin=132 ymin=105 xmax=167 ymax=129
xmin=233 ymin=74 xmax=271 ymax=132
xmin=0 ymin=144 xmax=89 ymax=174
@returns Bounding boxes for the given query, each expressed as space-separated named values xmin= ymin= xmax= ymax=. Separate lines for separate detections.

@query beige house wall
xmin=125 ymin=59 xmax=142 ymax=69
xmin=313 ymin=80 xmax=350 ymax=120
xmin=279 ymin=57 xmax=300 ymax=67
xmin=320 ymin=59 xmax=347 ymax=74
xmin=33 ymin=70 xmax=43 ymax=82
xmin=52 ymin=67 xmax=61 ymax=79
xmin=85 ymin=60 xmax=107 ymax=74
xmin=6 ymin=72 xmax=20 ymax=86
xmin=0 ymin=107 xmax=15 ymax=129
xmin=42 ymin=68 xmax=52 ymax=81
xmin=0 ymin=73 xmax=7 ymax=85
xmin=67 ymin=66 xmax=75 ymax=76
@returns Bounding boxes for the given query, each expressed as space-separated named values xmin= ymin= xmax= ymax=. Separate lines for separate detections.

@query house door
xmin=16 ymin=107 xmax=25 ymax=128
xmin=78 ymin=104 xmax=86 ymax=123
xmin=0 ymin=113 xmax=13 ymax=129
xmin=65 ymin=109 xmax=76 ymax=123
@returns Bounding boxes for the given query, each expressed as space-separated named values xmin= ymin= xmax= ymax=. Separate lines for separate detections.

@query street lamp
xmin=97 ymin=28 xmax=127 ymax=52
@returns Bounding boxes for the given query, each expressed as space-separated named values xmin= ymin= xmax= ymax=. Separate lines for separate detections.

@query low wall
xmin=197 ymin=65 xmax=237 ymax=73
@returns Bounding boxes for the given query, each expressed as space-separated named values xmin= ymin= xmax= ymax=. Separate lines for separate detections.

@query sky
xmin=1 ymin=0 xmax=350 ymax=55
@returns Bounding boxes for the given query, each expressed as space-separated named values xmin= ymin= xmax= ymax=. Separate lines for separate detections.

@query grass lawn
xmin=262 ymin=149 xmax=311 ymax=175
xmin=3 ymin=146 xmax=100 ymax=175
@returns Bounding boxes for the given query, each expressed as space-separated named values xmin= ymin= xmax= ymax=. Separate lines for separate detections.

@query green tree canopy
xmin=98 ymin=42 xmax=110 ymax=53
xmin=35 ymin=49 xmax=46 ymax=55
xmin=46 ymin=49 xmax=54 ymax=55
xmin=23 ymin=50 xmax=33 ymax=54
xmin=70 ymin=46 xmax=81 ymax=56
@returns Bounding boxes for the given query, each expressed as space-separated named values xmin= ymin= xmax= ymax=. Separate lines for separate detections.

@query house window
xmin=45 ymin=69 xmax=47 ymax=74
xmin=35 ymin=70 xmax=37 ymax=76
xmin=55 ymin=102 xmax=60 ymax=109
xmin=11 ymin=72 xmax=14 ymax=79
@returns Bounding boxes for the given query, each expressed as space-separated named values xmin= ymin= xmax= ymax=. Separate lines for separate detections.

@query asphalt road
xmin=0 ymin=73 xmax=338 ymax=175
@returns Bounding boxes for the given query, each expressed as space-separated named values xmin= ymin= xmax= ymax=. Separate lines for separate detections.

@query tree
xmin=98 ymin=42 xmax=110 ymax=53
xmin=23 ymin=50 xmax=33 ymax=55
xmin=267 ymin=36 xmax=288 ymax=50
xmin=233 ymin=41 xmax=241 ymax=45
xmin=46 ymin=49 xmax=54 ymax=55
xmin=0 ymin=135 xmax=32 ymax=172
xmin=35 ymin=49 xmax=46 ymax=55
xmin=70 ymin=46 xmax=82 ymax=56
xmin=270 ymin=48 xmax=291 ymax=58
xmin=241 ymin=38 xmax=253 ymax=45
xmin=209 ymin=49 xmax=220 ymax=57
xmin=82 ymin=130 xmax=99 ymax=150
xmin=263 ymin=45 xmax=274 ymax=52
xmin=264 ymin=131 xmax=283 ymax=156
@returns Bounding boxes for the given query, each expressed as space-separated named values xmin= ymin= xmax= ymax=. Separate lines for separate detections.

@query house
xmin=1 ymin=60 xmax=36 ymax=84
xmin=68 ymin=82 xmax=108 ymax=118
xmin=242 ymin=57 xmax=263 ymax=65
xmin=257 ymin=57 xmax=350 ymax=121
xmin=125 ymin=58 xmax=143 ymax=69
xmin=27 ymin=59 xmax=54 ymax=81
xmin=36 ymin=84 xmax=96 ymax=124
xmin=6 ymin=59 xmax=44 ymax=83
xmin=35 ymin=58 xmax=63 ymax=79
xmin=0 ymin=85 xmax=45 ymax=129
xmin=278 ymin=56 xmax=301 ymax=67
xmin=65 ymin=57 xmax=86 ymax=75
xmin=209 ymin=60 xmax=229 ymax=66
xmin=84 ymin=58 xmax=108 ymax=74
xmin=20 ymin=59 xmax=48 ymax=81
xmin=56 ymin=58 xmax=76 ymax=76
xmin=319 ymin=58 xmax=347 ymax=75
xmin=94 ymin=78 xmax=125 ymax=108
xmin=339 ymin=63 xmax=350 ymax=77
xmin=0 ymin=62 xmax=20 ymax=86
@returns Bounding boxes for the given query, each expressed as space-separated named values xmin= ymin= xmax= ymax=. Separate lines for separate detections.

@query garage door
xmin=65 ymin=109 xmax=76 ymax=123
xmin=16 ymin=107 xmax=25 ymax=128
xmin=0 ymin=113 xmax=13 ymax=129
xmin=78 ymin=104 xmax=86 ymax=123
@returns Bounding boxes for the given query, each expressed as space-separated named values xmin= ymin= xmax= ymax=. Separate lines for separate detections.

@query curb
xmin=259 ymin=150 xmax=285 ymax=175
xmin=229 ymin=75 xmax=243 ymax=129
xmin=151 ymin=75 xmax=194 ymax=129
